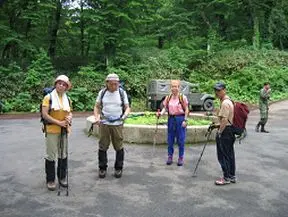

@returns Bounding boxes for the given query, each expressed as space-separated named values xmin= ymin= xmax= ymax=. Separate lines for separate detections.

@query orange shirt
xmin=42 ymin=94 xmax=72 ymax=134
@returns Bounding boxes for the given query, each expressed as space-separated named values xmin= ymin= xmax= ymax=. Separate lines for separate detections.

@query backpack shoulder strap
xmin=166 ymin=94 xmax=172 ymax=106
xmin=100 ymin=88 xmax=107 ymax=108
xmin=119 ymin=88 xmax=125 ymax=114
xmin=48 ymin=93 xmax=52 ymax=113
xmin=178 ymin=93 xmax=186 ymax=111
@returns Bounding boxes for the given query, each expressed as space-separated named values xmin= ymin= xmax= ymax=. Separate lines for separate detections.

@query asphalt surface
xmin=0 ymin=101 xmax=287 ymax=217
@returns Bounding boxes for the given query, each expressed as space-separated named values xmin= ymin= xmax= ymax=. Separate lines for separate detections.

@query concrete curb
xmin=86 ymin=116 xmax=217 ymax=144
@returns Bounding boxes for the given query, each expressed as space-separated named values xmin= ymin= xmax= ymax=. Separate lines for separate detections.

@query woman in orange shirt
xmin=42 ymin=75 xmax=72 ymax=191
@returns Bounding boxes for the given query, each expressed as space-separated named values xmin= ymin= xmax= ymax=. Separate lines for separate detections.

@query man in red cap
xmin=42 ymin=75 xmax=72 ymax=191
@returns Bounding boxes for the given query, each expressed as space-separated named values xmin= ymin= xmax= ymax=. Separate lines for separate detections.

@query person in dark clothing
xmin=213 ymin=82 xmax=236 ymax=185
xmin=255 ymin=82 xmax=271 ymax=133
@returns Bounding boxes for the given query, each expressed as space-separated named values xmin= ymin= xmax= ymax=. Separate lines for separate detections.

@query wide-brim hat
xmin=54 ymin=75 xmax=72 ymax=90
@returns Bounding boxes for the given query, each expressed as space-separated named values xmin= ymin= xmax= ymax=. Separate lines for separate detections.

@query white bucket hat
xmin=54 ymin=75 xmax=71 ymax=90
xmin=106 ymin=73 xmax=119 ymax=81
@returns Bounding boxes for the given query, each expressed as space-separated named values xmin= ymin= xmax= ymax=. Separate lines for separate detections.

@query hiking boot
xmin=166 ymin=156 xmax=173 ymax=165
xmin=114 ymin=169 xmax=122 ymax=178
xmin=255 ymin=123 xmax=260 ymax=132
xmin=47 ymin=181 xmax=56 ymax=191
xmin=215 ymin=177 xmax=231 ymax=185
xmin=229 ymin=177 xmax=237 ymax=184
xmin=260 ymin=125 xmax=269 ymax=133
xmin=177 ymin=157 xmax=184 ymax=166
xmin=59 ymin=179 xmax=68 ymax=188
xmin=99 ymin=170 xmax=106 ymax=179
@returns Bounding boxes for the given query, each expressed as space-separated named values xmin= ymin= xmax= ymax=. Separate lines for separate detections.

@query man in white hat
xmin=42 ymin=75 xmax=72 ymax=191
xmin=94 ymin=73 xmax=130 ymax=178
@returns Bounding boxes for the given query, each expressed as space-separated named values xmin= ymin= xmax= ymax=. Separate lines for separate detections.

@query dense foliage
xmin=0 ymin=0 xmax=288 ymax=112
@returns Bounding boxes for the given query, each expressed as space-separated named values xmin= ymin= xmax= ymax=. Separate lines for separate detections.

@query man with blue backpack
xmin=93 ymin=73 xmax=130 ymax=179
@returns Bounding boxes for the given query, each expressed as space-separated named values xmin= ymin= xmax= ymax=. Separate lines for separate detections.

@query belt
xmin=168 ymin=114 xmax=185 ymax=118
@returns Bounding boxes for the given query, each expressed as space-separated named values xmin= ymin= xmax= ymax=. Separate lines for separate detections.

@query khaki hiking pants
xmin=45 ymin=133 xmax=68 ymax=161
xmin=99 ymin=124 xmax=123 ymax=151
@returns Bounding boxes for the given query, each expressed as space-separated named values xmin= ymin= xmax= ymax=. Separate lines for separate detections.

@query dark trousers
xmin=216 ymin=126 xmax=236 ymax=179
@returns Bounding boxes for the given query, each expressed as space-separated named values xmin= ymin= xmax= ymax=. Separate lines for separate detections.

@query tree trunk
xmin=217 ymin=14 xmax=227 ymax=40
xmin=103 ymin=41 xmax=115 ymax=67
xmin=279 ymin=37 xmax=284 ymax=50
xmin=48 ymin=0 xmax=62 ymax=58
xmin=158 ymin=36 xmax=164 ymax=49
xmin=86 ymin=34 xmax=90 ymax=57
xmin=248 ymin=0 xmax=261 ymax=49
xmin=252 ymin=15 xmax=260 ymax=50
xmin=80 ymin=0 xmax=85 ymax=57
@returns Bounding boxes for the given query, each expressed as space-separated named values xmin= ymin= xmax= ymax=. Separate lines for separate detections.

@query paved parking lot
xmin=0 ymin=101 xmax=288 ymax=217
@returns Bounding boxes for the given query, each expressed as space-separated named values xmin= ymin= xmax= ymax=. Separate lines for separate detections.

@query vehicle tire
xmin=203 ymin=99 xmax=214 ymax=111
xmin=191 ymin=106 xmax=202 ymax=111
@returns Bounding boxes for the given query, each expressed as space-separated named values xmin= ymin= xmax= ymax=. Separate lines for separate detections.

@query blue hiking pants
xmin=167 ymin=115 xmax=186 ymax=158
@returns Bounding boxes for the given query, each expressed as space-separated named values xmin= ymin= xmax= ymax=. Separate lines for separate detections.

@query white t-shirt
xmin=96 ymin=88 xmax=129 ymax=125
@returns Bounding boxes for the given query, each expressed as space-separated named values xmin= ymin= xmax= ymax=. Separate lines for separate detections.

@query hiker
xmin=93 ymin=73 xmax=130 ymax=178
xmin=157 ymin=80 xmax=189 ymax=166
xmin=213 ymin=82 xmax=236 ymax=185
xmin=42 ymin=75 xmax=72 ymax=191
xmin=255 ymin=82 xmax=271 ymax=133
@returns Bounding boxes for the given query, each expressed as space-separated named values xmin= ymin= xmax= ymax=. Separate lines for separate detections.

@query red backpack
xmin=232 ymin=102 xmax=250 ymax=132
xmin=228 ymin=101 xmax=250 ymax=142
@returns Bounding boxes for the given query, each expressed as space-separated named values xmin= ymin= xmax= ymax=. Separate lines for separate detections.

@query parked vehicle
xmin=146 ymin=79 xmax=215 ymax=111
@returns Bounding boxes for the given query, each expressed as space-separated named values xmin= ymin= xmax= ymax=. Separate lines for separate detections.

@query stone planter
xmin=85 ymin=114 xmax=217 ymax=144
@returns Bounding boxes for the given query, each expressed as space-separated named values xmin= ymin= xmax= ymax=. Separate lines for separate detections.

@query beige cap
xmin=54 ymin=75 xmax=71 ymax=90
xmin=106 ymin=73 xmax=119 ymax=81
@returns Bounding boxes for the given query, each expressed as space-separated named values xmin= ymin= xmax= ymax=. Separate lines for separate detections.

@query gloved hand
xmin=208 ymin=122 xmax=219 ymax=131
xmin=120 ymin=114 xmax=127 ymax=121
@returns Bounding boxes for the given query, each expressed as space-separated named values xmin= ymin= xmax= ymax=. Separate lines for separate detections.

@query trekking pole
xmin=57 ymin=127 xmax=69 ymax=196
xmin=192 ymin=123 xmax=216 ymax=177
xmin=88 ymin=123 xmax=94 ymax=137
xmin=151 ymin=109 xmax=160 ymax=163
xmin=57 ymin=127 xmax=65 ymax=196
xmin=65 ymin=127 xmax=69 ymax=196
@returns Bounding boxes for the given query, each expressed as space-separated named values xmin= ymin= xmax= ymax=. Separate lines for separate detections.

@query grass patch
xmin=125 ymin=114 xmax=211 ymax=125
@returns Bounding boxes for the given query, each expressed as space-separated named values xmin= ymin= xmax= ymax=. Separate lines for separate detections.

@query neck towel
xmin=50 ymin=89 xmax=70 ymax=112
